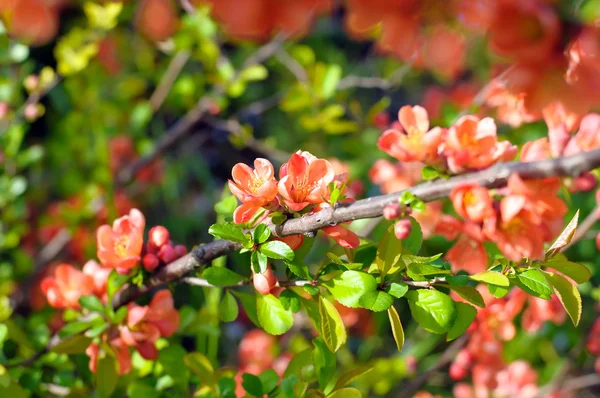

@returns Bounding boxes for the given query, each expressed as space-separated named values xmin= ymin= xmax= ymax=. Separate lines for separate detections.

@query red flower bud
xmin=394 ymin=219 xmax=412 ymax=240
xmin=174 ymin=244 xmax=187 ymax=258
xmin=143 ymin=253 xmax=160 ymax=272
xmin=149 ymin=226 xmax=170 ymax=249
xmin=158 ymin=244 xmax=177 ymax=264
xmin=571 ymin=172 xmax=597 ymax=192
xmin=374 ymin=112 xmax=390 ymax=129
xmin=449 ymin=362 xmax=467 ymax=381
xmin=383 ymin=203 xmax=401 ymax=220
xmin=253 ymin=266 xmax=277 ymax=295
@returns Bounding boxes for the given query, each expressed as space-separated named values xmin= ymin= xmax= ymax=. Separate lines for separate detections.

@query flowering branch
xmin=111 ymin=148 xmax=600 ymax=308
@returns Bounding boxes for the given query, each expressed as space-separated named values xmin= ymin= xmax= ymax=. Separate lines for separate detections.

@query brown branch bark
xmin=111 ymin=148 xmax=600 ymax=308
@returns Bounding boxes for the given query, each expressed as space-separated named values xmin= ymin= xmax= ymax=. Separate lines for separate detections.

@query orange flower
xmin=82 ymin=260 xmax=111 ymax=299
xmin=450 ymin=183 xmax=494 ymax=223
xmin=563 ymin=113 xmax=600 ymax=156
xmin=40 ymin=264 xmax=96 ymax=309
xmin=368 ymin=159 xmax=422 ymax=194
xmin=97 ymin=208 xmax=145 ymax=273
xmin=488 ymin=0 xmax=560 ymax=64
xmin=446 ymin=233 xmax=488 ymax=274
xmin=229 ymin=158 xmax=278 ymax=223
xmin=485 ymin=80 xmax=540 ymax=128
xmin=5 ymin=0 xmax=60 ymax=46
xmin=443 ymin=115 xmax=517 ymax=173
xmin=86 ymin=337 xmax=132 ymax=375
xmin=377 ymin=105 xmax=444 ymax=164
xmin=542 ymin=102 xmax=580 ymax=157
xmin=483 ymin=209 xmax=544 ymax=262
xmin=520 ymin=137 xmax=551 ymax=162
xmin=120 ymin=290 xmax=179 ymax=360
xmin=135 ymin=0 xmax=179 ymax=42
xmin=278 ymin=151 xmax=334 ymax=211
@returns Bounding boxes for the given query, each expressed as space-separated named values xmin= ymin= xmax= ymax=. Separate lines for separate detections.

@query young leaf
xmin=259 ymin=369 xmax=279 ymax=394
xmin=203 ymin=267 xmax=246 ymax=286
xmin=488 ymin=284 xmax=510 ymax=298
xmin=447 ymin=302 xmax=477 ymax=341
xmin=403 ymin=217 xmax=422 ymax=254
xmin=358 ymin=290 xmax=394 ymax=312
xmin=439 ymin=284 xmax=485 ymax=308
xmin=319 ymin=296 xmax=347 ymax=352
xmin=323 ymin=271 xmax=377 ymax=308
xmin=285 ymin=260 xmax=312 ymax=280
xmin=107 ymin=270 xmax=129 ymax=301
xmin=256 ymin=294 xmax=294 ymax=335
xmin=406 ymin=289 xmax=456 ymax=334
xmin=78 ymin=295 xmax=105 ymax=313
xmin=214 ymin=195 xmax=238 ymax=216
xmin=208 ymin=223 xmax=248 ymax=243
xmin=544 ymin=272 xmax=582 ymax=326
xmin=546 ymin=210 xmax=579 ymax=258
xmin=469 ymin=271 xmax=509 ymax=287
xmin=241 ymin=373 xmax=263 ymax=396
xmin=219 ymin=291 xmax=239 ymax=322
xmin=280 ymin=290 xmax=302 ymax=313
xmin=374 ymin=226 xmax=402 ymax=277
xmin=58 ymin=320 xmax=92 ymax=338
xmin=541 ymin=257 xmax=591 ymax=284
xmin=259 ymin=241 xmax=295 ymax=261
xmin=332 ymin=365 xmax=373 ymax=391
xmin=251 ymin=251 xmax=268 ymax=273
xmin=386 ymin=282 xmax=408 ymax=299
xmin=387 ymin=306 xmax=404 ymax=352
xmin=253 ymin=224 xmax=271 ymax=244
xmin=421 ymin=165 xmax=441 ymax=181
xmin=515 ymin=269 xmax=553 ymax=299
xmin=96 ymin=354 xmax=119 ymax=398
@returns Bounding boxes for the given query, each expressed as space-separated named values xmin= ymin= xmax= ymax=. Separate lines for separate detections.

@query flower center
xmin=115 ymin=235 xmax=130 ymax=258
xmin=290 ymin=174 xmax=317 ymax=202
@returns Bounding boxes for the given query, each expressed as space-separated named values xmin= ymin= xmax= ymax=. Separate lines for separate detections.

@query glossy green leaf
xmin=447 ymin=302 xmax=477 ymax=341
xmin=387 ymin=306 xmax=404 ymax=352
xmin=374 ymin=226 xmax=402 ymax=277
xmin=544 ymin=272 xmax=582 ymax=326
xmin=253 ymin=224 xmax=271 ymax=244
xmin=386 ymin=282 xmax=408 ymax=299
xmin=242 ymin=373 xmax=263 ymax=396
xmin=406 ymin=289 xmax=456 ymax=334
xmin=257 ymin=294 xmax=294 ymax=335
xmin=323 ymin=271 xmax=377 ymax=308
xmin=319 ymin=296 xmax=347 ymax=352
xmin=359 ymin=290 xmax=394 ymax=312
xmin=515 ymin=269 xmax=553 ymax=299
xmin=203 ymin=267 xmax=246 ymax=286
xmin=78 ymin=295 xmax=105 ymax=313
xmin=469 ymin=271 xmax=509 ymax=287
xmin=440 ymin=284 xmax=485 ymax=308
xmin=259 ymin=369 xmax=279 ymax=394
xmin=251 ymin=250 xmax=268 ymax=273
xmin=259 ymin=241 xmax=295 ymax=261
xmin=280 ymin=290 xmax=302 ymax=313
xmin=541 ymin=257 xmax=591 ymax=284
xmin=546 ymin=210 xmax=579 ymax=257
xmin=208 ymin=223 xmax=248 ymax=243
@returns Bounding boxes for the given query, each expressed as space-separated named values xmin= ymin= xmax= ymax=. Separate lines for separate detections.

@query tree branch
xmin=182 ymin=277 xmax=315 ymax=288
xmin=111 ymin=148 xmax=600 ymax=308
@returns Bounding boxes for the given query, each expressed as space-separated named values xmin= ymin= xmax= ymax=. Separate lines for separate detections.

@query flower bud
xmin=449 ymin=362 xmax=467 ymax=381
xmin=253 ymin=266 xmax=277 ymax=295
xmin=149 ymin=226 xmax=170 ymax=250
xmin=143 ymin=253 xmax=160 ymax=272
xmin=571 ymin=172 xmax=597 ymax=192
xmin=383 ymin=203 xmax=401 ymax=220
xmin=394 ymin=218 xmax=412 ymax=240
xmin=158 ymin=244 xmax=177 ymax=264
xmin=174 ymin=244 xmax=187 ymax=258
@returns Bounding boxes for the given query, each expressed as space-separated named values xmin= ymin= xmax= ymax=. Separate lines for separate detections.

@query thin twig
xmin=275 ymin=49 xmax=309 ymax=82
xmin=182 ymin=277 xmax=315 ymax=288
xmin=337 ymin=60 xmax=413 ymax=90
xmin=149 ymin=50 xmax=191 ymax=112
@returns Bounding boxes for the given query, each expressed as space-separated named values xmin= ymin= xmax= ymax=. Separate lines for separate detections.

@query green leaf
xmin=184 ymin=352 xmax=214 ymax=387
xmin=107 ymin=270 xmax=129 ymax=301
xmin=280 ymin=290 xmax=302 ymax=313
xmin=301 ymin=297 xmax=322 ymax=332
xmin=215 ymin=195 xmax=238 ymax=216
xmin=259 ymin=241 xmax=295 ymax=261
xmin=447 ymin=302 xmax=477 ymax=341
xmin=284 ymin=349 xmax=313 ymax=380
xmin=440 ymin=284 xmax=485 ymax=308
xmin=328 ymin=388 xmax=362 ymax=398
xmin=233 ymin=291 xmax=260 ymax=327
xmin=259 ymin=369 xmax=279 ymax=394
xmin=406 ymin=290 xmax=456 ymax=334
xmin=58 ymin=320 xmax=91 ymax=338
xmin=160 ymin=345 xmax=191 ymax=387
xmin=286 ymin=260 xmax=312 ymax=280
xmin=386 ymin=282 xmax=408 ymax=298
xmin=0 ymin=324 xmax=7 ymax=347
xmin=203 ymin=267 xmax=246 ymax=286
xmin=78 ymin=295 xmax=105 ymax=313
xmin=313 ymin=338 xmax=336 ymax=388
xmin=320 ymin=64 xmax=342 ymax=99
xmin=240 ymin=64 xmax=269 ymax=81
xmin=544 ymin=272 xmax=582 ymax=326
xmin=333 ymin=365 xmax=372 ymax=391
xmin=96 ymin=354 xmax=118 ymax=397
xmin=421 ymin=165 xmax=441 ymax=181
xmin=323 ymin=271 xmax=377 ymax=308
xmin=113 ymin=306 xmax=128 ymax=324
xmin=51 ymin=334 xmax=93 ymax=354
xmin=387 ymin=306 xmax=404 ymax=352
xmin=253 ymin=224 xmax=271 ymax=244
xmin=251 ymin=251 xmax=268 ymax=273
xmin=219 ymin=291 xmax=239 ymax=322
xmin=319 ymin=296 xmax=347 ymax=352
xmin=359 ymin=290 xmax=394 ymax=312
xmin=541 ymin=257 xmax=591 ymax=284
xmin=407 ymin=262 xmax=451 ymax=276
xmin=469 ymin=271 xmax=509 ymax=287
xmin=403 ymin=217 xmax=422 ymax=254
xmin=85 ymin=323 xmax=109 ymax=338
xmin=446 ymin=275 xmax=469 ymax=286
xmin=375 ymin=226 xmax=402 ymax=278
xmin=546 ymin=210 xmax=579 ymax=258
xmin=242 ymin=373 xmax=263 ymax=396
xmin=488 ymin=284 xmax=510 ymax=298
xmin=208 ymin=223 xmax=248 ymax=243
xmin=515 ymin=269 xmax=553 ymax=299
xmin=257 ymin=294 xmax=294 ymax=335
